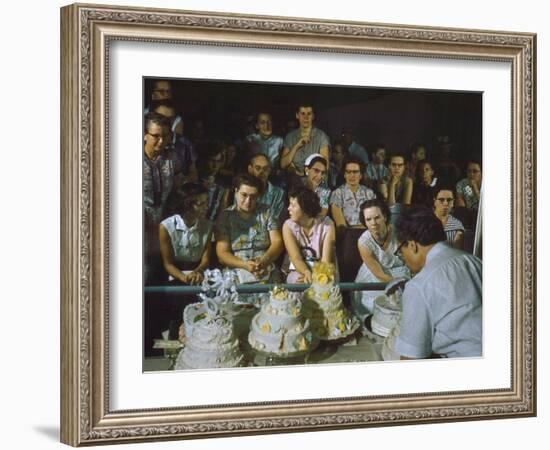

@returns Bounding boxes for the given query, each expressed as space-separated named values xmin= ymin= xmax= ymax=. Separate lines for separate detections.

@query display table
xmin=145 ymin=331 xmax=383 ymax=371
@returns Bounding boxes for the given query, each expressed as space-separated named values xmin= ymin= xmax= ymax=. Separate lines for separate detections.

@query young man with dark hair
xmin=280 ymin=103 xmax=330 ymax=178
xmin=393 ymin=207 xmax=482 ymax=359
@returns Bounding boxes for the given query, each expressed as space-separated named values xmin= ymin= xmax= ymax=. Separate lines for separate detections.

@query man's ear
xmin=412 ymin=241 xmax=419 ymax=254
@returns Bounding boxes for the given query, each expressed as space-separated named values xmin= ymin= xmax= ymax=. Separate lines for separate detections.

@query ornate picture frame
xmin=60 ymin=3 xmax=536 ymax=446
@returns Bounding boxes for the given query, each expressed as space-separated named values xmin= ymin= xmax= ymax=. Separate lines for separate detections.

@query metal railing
xmin=144 ymin=282 xmax=387 ymax=295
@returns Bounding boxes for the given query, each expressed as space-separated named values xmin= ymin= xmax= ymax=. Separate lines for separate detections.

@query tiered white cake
xmin=175 ymin=314 xmax=244 ymax=369
xmin=371 ymin=292 xmax=402 ymax=338
xmin=248 ymin=286 xmax=317 ymax=356
xmin=175 ymin=269 xmax=245 ymax=370
xmin=302 ymin=262 xmax=360 ymax=340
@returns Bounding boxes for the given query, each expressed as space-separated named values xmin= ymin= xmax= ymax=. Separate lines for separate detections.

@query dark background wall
xmin=145 ymin=77 xmax=482 ymax=167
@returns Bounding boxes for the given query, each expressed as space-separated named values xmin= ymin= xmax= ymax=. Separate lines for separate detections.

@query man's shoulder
xmin=421 ymin=243 xmax=481 ymax=278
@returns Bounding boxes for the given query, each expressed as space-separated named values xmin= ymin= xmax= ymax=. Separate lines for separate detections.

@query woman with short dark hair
xmin=282 ymin=187 xmax=337 ymax=283
xmin=159 ymin=182 xmax=213 ymax=285
xmin=351 ymin=199 xmax=410 ymax=317
xmin=433 ymin=184 xmax=465 ymax=250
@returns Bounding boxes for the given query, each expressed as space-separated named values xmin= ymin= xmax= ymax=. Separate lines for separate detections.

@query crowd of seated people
xmin=143 ymin=81 xmax=482 ymax=293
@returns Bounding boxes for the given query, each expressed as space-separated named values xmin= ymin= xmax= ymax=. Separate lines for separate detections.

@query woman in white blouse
xmin=159 ymin=182 xmax=213 ymax=285
xmin=352 ymin=198 xmax=410 ymax=317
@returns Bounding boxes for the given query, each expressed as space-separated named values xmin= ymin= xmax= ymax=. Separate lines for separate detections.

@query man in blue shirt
xmin=393 ymin=207 xmax=482 ymax=359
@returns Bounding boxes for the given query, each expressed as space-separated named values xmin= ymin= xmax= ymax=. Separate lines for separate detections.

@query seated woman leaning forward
xmin=159 ymin=182 xmax=213 ymax=285
xmin=282 ymin=187 xmax=337 ymax=284
xmin=352 ymin=198 xmax=410 ymax=318
xmin=215 ymin=173 xmax=284 ymax=283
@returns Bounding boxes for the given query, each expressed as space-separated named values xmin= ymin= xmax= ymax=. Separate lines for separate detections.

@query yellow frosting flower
xmin=320 ymin=291 xmax=329 ymax=300
xmin=298 ymin=336 xmax=308 ymax=351
xmin=272 ymin=285 xmax=288 ymax=300
xmin=311 ymin=261 xmax=335 ymax=283
xmin=261 ymin=322 xmax=271 ymax=333
xmin=337 ymin=321 xmax=346 ymax=332
xmin=315 ymin=273 xmax=329 ymax=285
xmin=336 ymin=310 xmax=344 ymax=319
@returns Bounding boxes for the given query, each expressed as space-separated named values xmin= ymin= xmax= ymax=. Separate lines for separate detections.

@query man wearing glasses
xmin=393 ymin=207 xmax=482 ymax=359
xmin=143 ymin=112 xmax=175 ymax=285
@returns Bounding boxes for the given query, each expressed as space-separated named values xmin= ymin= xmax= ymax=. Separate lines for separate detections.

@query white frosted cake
xmin=381 ymin=321 xmax=402 ymax=361
xmin=248 ymin=286 xmax=317 ymax=356
xmin=371 ymin=294 xmax=401 ymax=338
xmin=302 ymin=262 xmax=360 ymax=340
xmin=175 ymin=314 xmax=244 ymax=369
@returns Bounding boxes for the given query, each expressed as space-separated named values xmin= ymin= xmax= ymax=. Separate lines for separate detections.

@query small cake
xmin=174 ymin=269 xmax=246 ymax=370
xmin=248 ymin=286 xmax=317 ymax=356
xmin=302 ymin=262 xmax=360 ymax=340
xmin=371 ymin=294 xmax=401 ymax=338
xmin=175 ymin=315 xmax=244 ymax=369
xmin=381 ymin=320 xmax=402 ymax=361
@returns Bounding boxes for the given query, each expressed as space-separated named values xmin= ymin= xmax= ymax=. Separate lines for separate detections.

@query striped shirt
xmin=443 ymin=215 xmax=465 ymax=244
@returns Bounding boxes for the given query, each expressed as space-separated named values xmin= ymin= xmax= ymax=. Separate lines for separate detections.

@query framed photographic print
xmin=60 ymin=3 xmax=536 ymax=446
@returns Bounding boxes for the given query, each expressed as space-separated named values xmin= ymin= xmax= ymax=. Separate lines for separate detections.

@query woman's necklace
xmin=374 ymin=229 xmax=389 ymax=249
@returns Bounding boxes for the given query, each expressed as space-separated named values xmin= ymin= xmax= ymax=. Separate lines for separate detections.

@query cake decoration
xmin=248 ymin=285 xmax=318 ymax=357
xmin=302 ymin=262 xmax=360 ymax=340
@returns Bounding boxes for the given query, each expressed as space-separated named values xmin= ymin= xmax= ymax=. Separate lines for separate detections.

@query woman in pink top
xmin=282 ymin=187 xmax=337 ymax=283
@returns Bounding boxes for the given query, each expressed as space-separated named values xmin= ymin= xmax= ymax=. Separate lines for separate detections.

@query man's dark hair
xmin=144 ymin=112 xmax=169 ymax=131
xmin=288 ymin=186 xmax=321 ymax=218
xmin=151 ymin=98 xmax=176 ymax=113
xmin=358 ymin=198 xmax=391 ymax=227
xmin=395 ymin=206 xmax=446 ymax=246
xmin=233 ymin=172 xmax=263 ymax=193
xmin=369 ymin=142 xmax=387 ymax=157
xmin=341 ymin=155 xmax=365 ymax=175
xmin=296 ymin=101 xmax=314 ymax=112
xmin=247 ymin=152 xmax=270 ymax=167
xmin=389 ymin=152 xmax=407 ymax=163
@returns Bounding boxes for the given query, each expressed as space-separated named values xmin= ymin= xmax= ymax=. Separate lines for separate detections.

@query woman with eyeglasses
xmin=282 ymin=187 xmax=337 ymax=283
xmin=330 ymin=155 xmax=376 ymax=281
xmin=352 ymin=199 xmax=410 ymax=316
xmin=302 ymin=153 xmax=331 ymax=217
xmin=159 ymin=182 xmax=213 ymax=285
xmin=433 ymin=184 xmax=465 ymax=249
